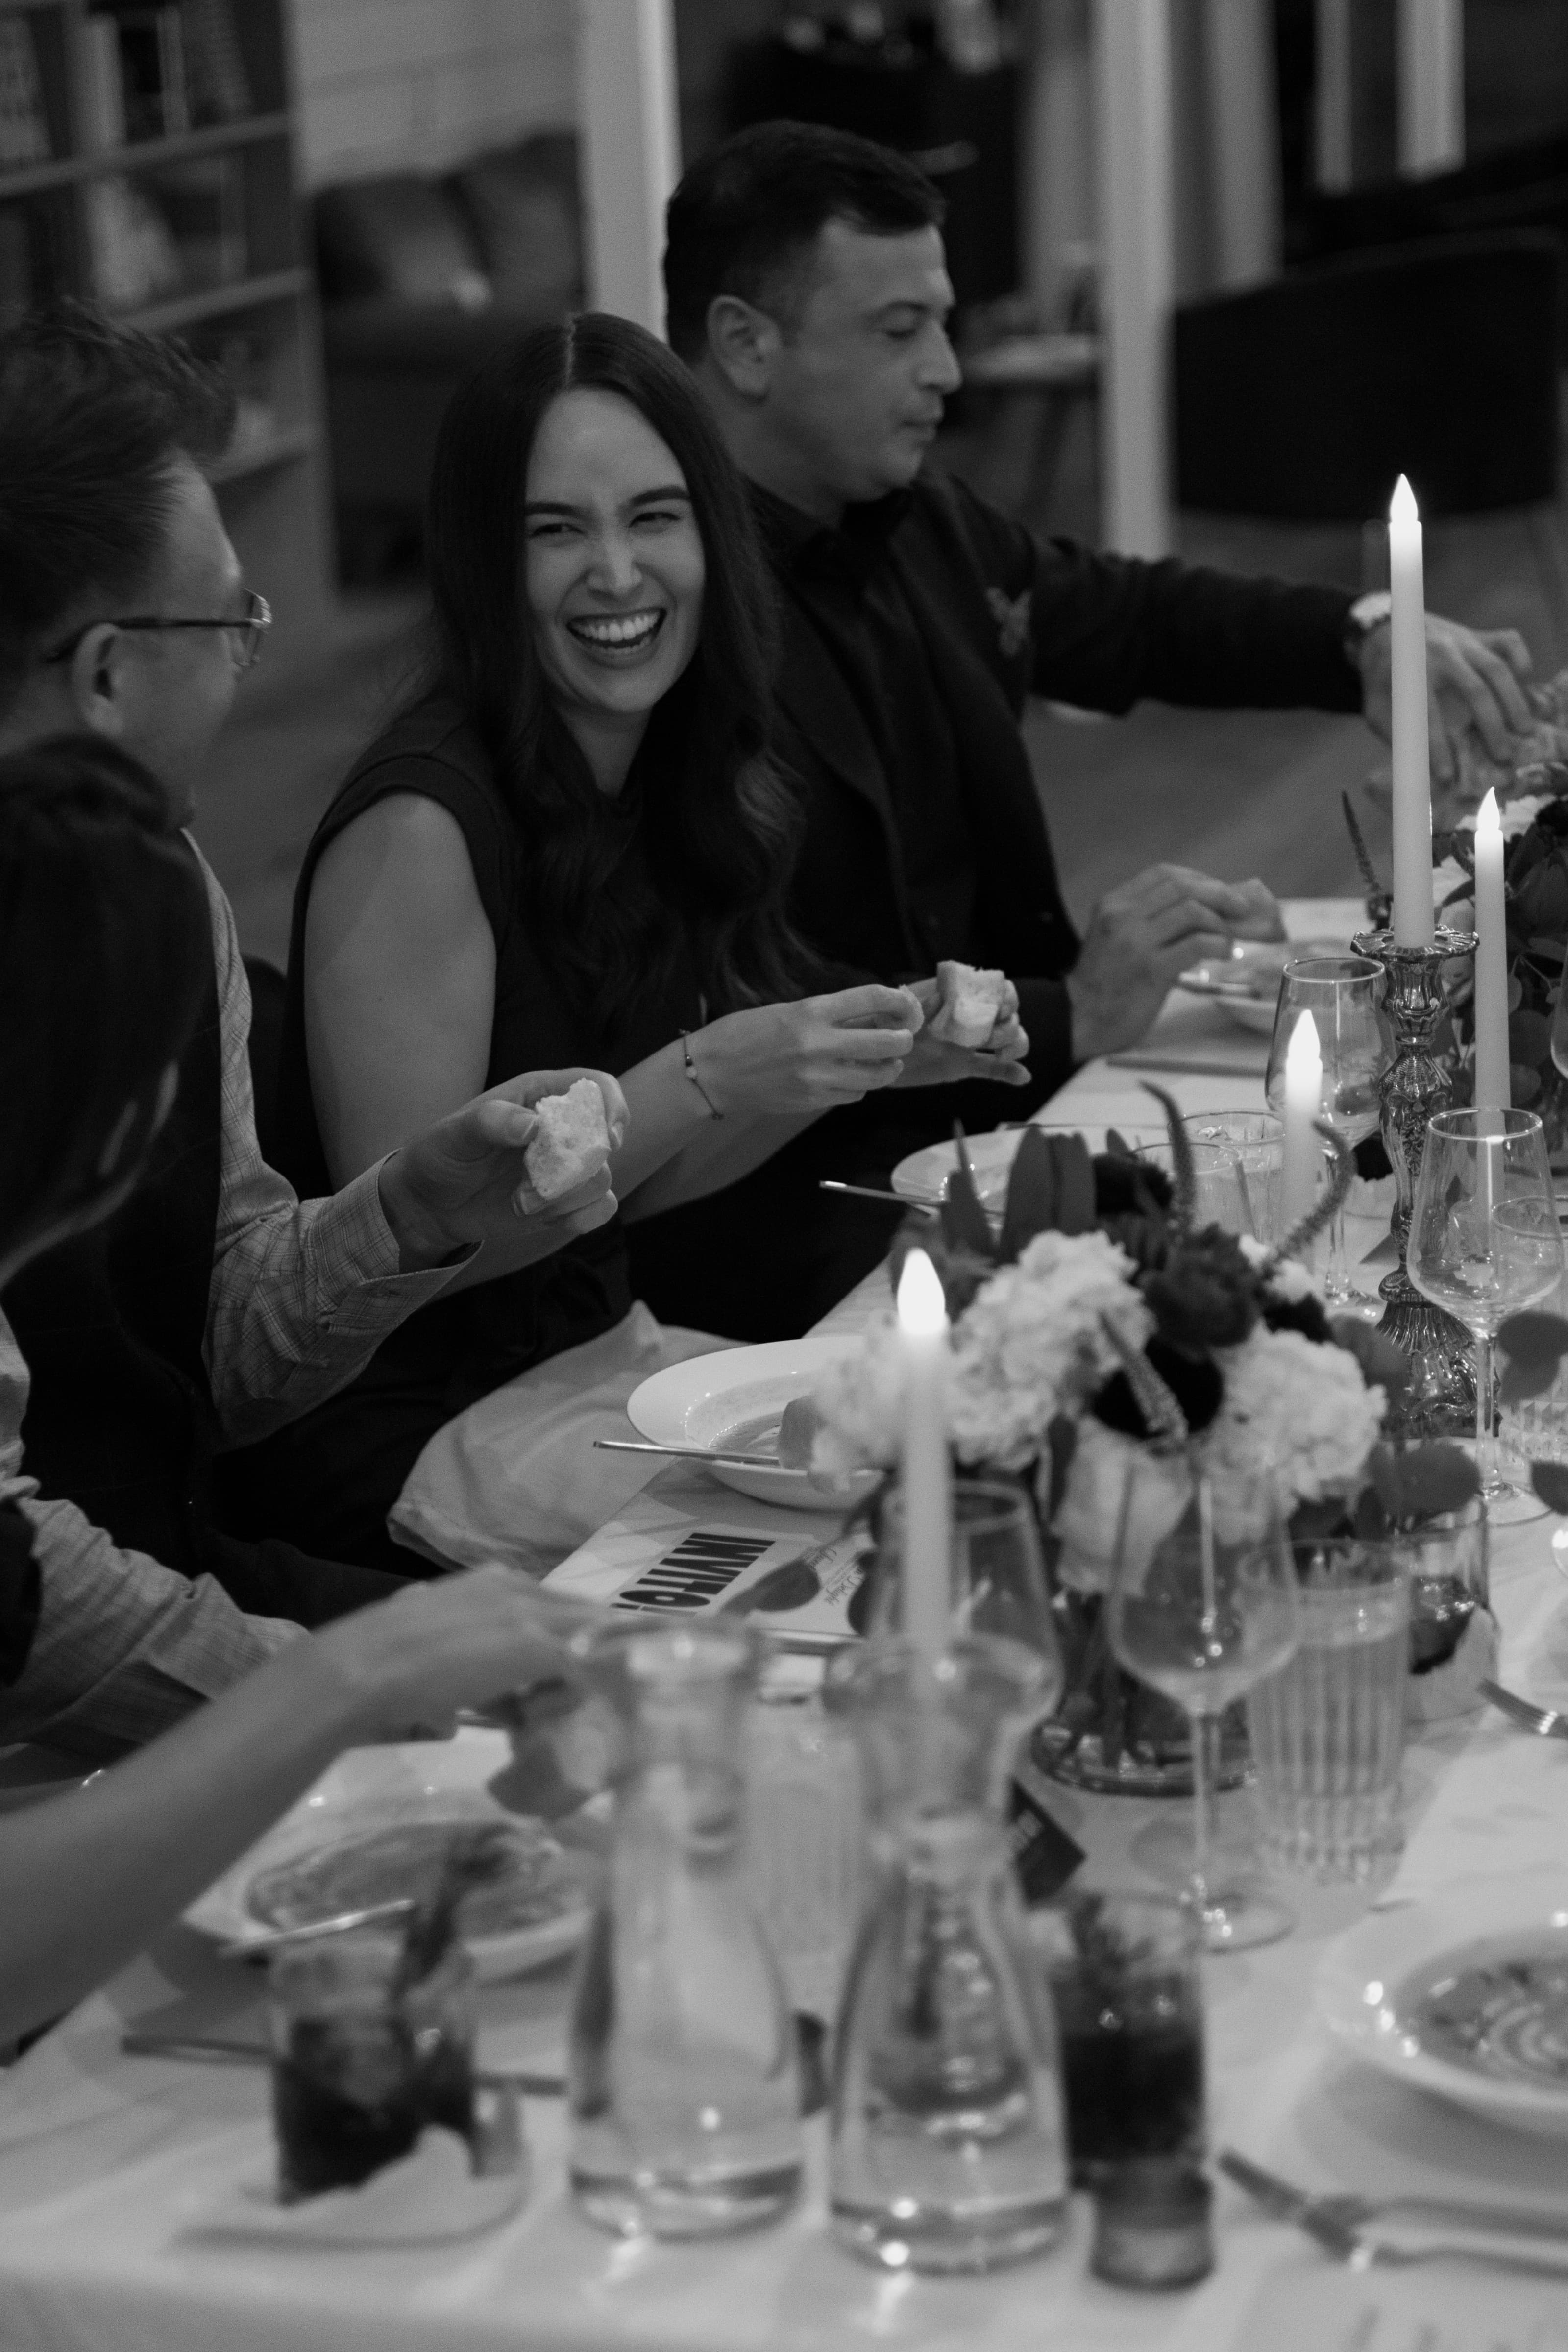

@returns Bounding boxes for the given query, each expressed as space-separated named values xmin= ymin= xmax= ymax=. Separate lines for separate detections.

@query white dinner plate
xmin=627 ymin=1337 xmax=879 ymax=1512
xmin=1317 ymin=1872 xmax=1568 ymax=2138
xmin=186 ymin=1728 xmax=599 ymax=1984
xmin=890 ymin=1122 xmax=1169 ymax=1212
xmin=1176 ymin=937 xmax=1351 ymax=1035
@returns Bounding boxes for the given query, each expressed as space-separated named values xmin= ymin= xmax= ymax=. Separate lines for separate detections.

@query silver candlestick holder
xmin=1351 ymin=925 xmax=1478 ymax=1439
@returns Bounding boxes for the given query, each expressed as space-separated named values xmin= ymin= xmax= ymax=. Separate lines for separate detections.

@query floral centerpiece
xmin=809 ymin=1097 xmax=1494 ymax=1790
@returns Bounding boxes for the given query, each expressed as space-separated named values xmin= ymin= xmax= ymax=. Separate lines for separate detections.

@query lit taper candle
xmin=1472 ymin=787 xmax=1511 ymax=1113
xmin=896 ymin=1248 xmax=951 ymax=1666
xmin=1389 ymin=476 xmax=1434 ymax=950
xmin=1281 ymin=1009 xmax=1323 ymax=1236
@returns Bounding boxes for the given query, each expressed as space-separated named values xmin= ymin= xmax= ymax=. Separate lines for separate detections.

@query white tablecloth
xmin=4 ymin=905 xmax=1568 ymax=2351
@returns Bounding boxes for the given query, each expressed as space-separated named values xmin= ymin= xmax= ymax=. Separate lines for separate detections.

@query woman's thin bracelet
xmin=680 ymin=1030 xmax=724 ymax=1120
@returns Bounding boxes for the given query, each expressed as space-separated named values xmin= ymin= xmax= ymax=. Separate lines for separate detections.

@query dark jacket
xmin=766 ymin=472 xmax=1360 ymax=1096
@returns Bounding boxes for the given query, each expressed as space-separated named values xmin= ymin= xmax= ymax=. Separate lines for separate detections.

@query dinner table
xmin=2 ymin=900 xmax=1568 ymax=2352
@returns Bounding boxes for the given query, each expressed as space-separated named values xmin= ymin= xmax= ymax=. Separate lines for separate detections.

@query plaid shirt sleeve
xmin=0 ymin=1310 xmax=299 ymax=1762
xmin=196 ymin=848 xmax=466 ymax=1447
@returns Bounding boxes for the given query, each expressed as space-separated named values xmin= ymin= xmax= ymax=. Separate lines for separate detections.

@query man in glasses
xmin=0 ymin=303 xmax=627 ymax=1759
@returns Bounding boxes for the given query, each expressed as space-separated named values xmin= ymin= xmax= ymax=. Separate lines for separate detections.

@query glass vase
xmin=825 ymin=1635 xmax=1069 ymax=2275
xmin=566 ymin=1617 xmax=803 ymax=2239
xmin=1032 ymin=1585 xmax=1251 ymax=1798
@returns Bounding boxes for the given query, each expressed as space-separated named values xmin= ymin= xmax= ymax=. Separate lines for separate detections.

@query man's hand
xmin=1359 ymin=612 xmax=1533 ymax=785
xmin=892 ymin=975 xmax=1031 ymax=1090
xmin=1065 ymin=866 xmax=1281 ymax=1063
xmin=376 ymin=1068 xmax=630 ymax=1273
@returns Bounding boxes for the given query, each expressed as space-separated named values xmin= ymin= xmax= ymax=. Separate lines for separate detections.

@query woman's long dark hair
xmin=423 ymin=312 xmax=814 ymax=1033
xmin=0 ymin=736 xmax=209 ymax=1272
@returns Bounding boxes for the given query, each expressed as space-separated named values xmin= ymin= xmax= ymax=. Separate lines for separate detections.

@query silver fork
xmin=1478 ymin=1679 xmax=1568 ymax=1740
xmin=1219 ymin=2149 xmax=1568 ymax=2245
xmin=1298 ymin=2205 xmax=1568 ymax=2279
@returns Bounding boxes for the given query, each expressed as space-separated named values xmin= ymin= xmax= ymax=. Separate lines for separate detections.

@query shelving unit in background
xmin=0 ymin=0 xmax=331 ymax=660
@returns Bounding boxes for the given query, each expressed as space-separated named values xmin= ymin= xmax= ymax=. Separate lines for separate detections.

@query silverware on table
xmin=220 ymin=1898 xmax=414 ymax=1958
xmin=593 ymin=1438 xmax=786 ymax=1470
xmin=819 ymin=1180 xmax=938 ymax=1211
xmin=120 ymin=2031 xmax=564 ymax=2095
xmin=1292 ymin=2205 xmax=1568 ymax=2278
xmin=1219 ymin=2148 xmax=1568 ymax=2246
xmin=1478 ymin=1679 xmax=1568 ymax=1740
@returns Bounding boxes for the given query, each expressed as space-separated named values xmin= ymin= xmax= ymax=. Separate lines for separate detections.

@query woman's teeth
xmin=568 ymin=611 xmax=663 ymax=652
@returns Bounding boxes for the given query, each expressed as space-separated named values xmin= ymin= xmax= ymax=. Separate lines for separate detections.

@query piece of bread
xmin=523 ymin=1078 xmax=610 ymax=1200
xmin=930 ymin=959 xmax=1008 ymax=1049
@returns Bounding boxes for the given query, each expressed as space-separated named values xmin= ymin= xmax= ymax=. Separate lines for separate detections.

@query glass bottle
xmin=826 ymin=1634 xmax=1069 ymax=2274
xmin=566 ymin=1616 xmax=803 ymax=2238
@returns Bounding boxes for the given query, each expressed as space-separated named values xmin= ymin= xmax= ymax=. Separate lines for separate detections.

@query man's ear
xmin=66 ymin=624 xmax=131 ymax=741
xmin=704 ymin=295 xmax=782 ymax=400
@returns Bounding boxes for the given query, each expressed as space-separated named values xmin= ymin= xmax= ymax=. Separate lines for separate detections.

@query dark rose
xmin=1141 ymin=1228 xmax=1258 ymax=1350
xmin=1261 ymin=1291 xmax=1333 ymax=1343
xmin=1092 ymin=1338 xmax=1224 ymax=1439
xmin=1530 ymin=792 xmax=1568 ymax=841
xmin=1093 ymin=1154 xmax=1173 ymax=1216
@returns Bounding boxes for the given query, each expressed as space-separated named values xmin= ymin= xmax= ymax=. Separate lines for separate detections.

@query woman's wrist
xmin=680 ymin=1028 xmax=726 ymax=1120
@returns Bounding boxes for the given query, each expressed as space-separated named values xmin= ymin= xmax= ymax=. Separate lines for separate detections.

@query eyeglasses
xmin=42 ymin=589 xmax=272 ymax=671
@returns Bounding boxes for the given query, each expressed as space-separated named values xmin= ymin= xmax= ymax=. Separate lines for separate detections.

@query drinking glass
xmin=1031 ymin=1890 xmax=1205 ymax=2185
xmin=1141 ymin=1141 xmax=1256 ymax=1238
xmin=1181 ymin=1112 xmax=1284 ymax=1244
xmin=1264 ymin=956 xmax=1386 ymax=1301
xmin=1407 ymin=1107 xmax=1564 ymax=1524
xmin=865 ymin=1480 xmax=1063 ymax=1705
xmin=1106 ymin=1452 xmax=1299 ymax=1952
xmin=268 ymin=1933 xmax=476 ymax=2203
xmin=1248 ymin=1540 xmax=1410 ymax=1882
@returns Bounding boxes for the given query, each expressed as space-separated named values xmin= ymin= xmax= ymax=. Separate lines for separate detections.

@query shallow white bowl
xmin=627 ymin=1337 xmax=879 ymax=1512
xmin=1316 ymin=1872 xmax=1568 ymax=2138
xmin=186 ymin=1728 xmax=598 ymax=1983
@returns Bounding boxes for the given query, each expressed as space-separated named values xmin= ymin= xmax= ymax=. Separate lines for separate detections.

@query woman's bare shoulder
xmin=308 ymin=792 xmax=489 ymax=961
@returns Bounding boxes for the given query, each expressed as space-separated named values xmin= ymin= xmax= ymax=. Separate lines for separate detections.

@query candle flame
xmin=1477 ymin=786 xmax=1501 ymax=841
xmin=897 ymin=1247 xmax=948 ymax=1337
xmin=1285 ymin=1008 xmax=1322 ymax=1078
xmin=1390 ymin=474 xmax=1419 ymax=528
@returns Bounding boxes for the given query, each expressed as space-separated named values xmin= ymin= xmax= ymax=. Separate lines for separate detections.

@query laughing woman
xmin=236 ymin=315 xmax=1014 ymax=1572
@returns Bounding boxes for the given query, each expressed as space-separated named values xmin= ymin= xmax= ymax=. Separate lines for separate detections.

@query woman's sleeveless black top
xmin=270 ymin=698 xmax=701 ymax=1430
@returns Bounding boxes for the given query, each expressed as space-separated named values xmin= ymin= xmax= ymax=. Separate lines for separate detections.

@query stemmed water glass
xmin=1106 ymin=1453 xmax=1299 ymax=1953
xmin=1265 ymin=956 xmax=1386 ymax=1301
xmin=1407 ymin=1107 xmax=1564 ymax=1524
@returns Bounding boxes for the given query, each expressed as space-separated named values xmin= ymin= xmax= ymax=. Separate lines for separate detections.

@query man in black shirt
xmin=627 ymin=122 xmax=1535 ymax=1339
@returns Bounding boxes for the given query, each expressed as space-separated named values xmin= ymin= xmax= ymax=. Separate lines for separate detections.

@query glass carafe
xmin=825 ymin=1635 xmax=1068 ymax=2274
xmin=566 ymin=1616 xmax=802 ymax=2238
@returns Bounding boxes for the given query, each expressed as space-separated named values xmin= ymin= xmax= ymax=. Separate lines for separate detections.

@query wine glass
xmin=869 ymin=1480 xmax=1063 ymax=1711
xmin=1265 ymin=956 xmax=1386 ymax=1301
xmin=1106 ymin=1452 xmax=1299 ymax=1953
xmin=1407 ymin=1107 xmax=1565 ymax=1524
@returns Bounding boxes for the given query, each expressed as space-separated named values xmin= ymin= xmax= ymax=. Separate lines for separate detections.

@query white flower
xmin=947 ymin=1230 xmax=1150 ymax=1470
xmin=1237 ymin=1235 xmax=1318 ymax=1304
xmin=1204 ymin=1327 xmax=1384 ymax=1505
xmin=808 ymin=1228 xmax=1149 ymax=1475
xmin=809 ymin=1313 xmax=906 ymax=1475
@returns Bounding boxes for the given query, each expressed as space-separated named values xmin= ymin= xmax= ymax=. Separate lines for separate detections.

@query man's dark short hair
xmin=0 ymin=301 xmax=235 ymax=709
xmin=664 ymin=121 xmax=944 ymax=362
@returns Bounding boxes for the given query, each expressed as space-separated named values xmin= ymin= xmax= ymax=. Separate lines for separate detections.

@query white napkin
xmin=187 ymin=2124 xmax=526 ymax=2248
